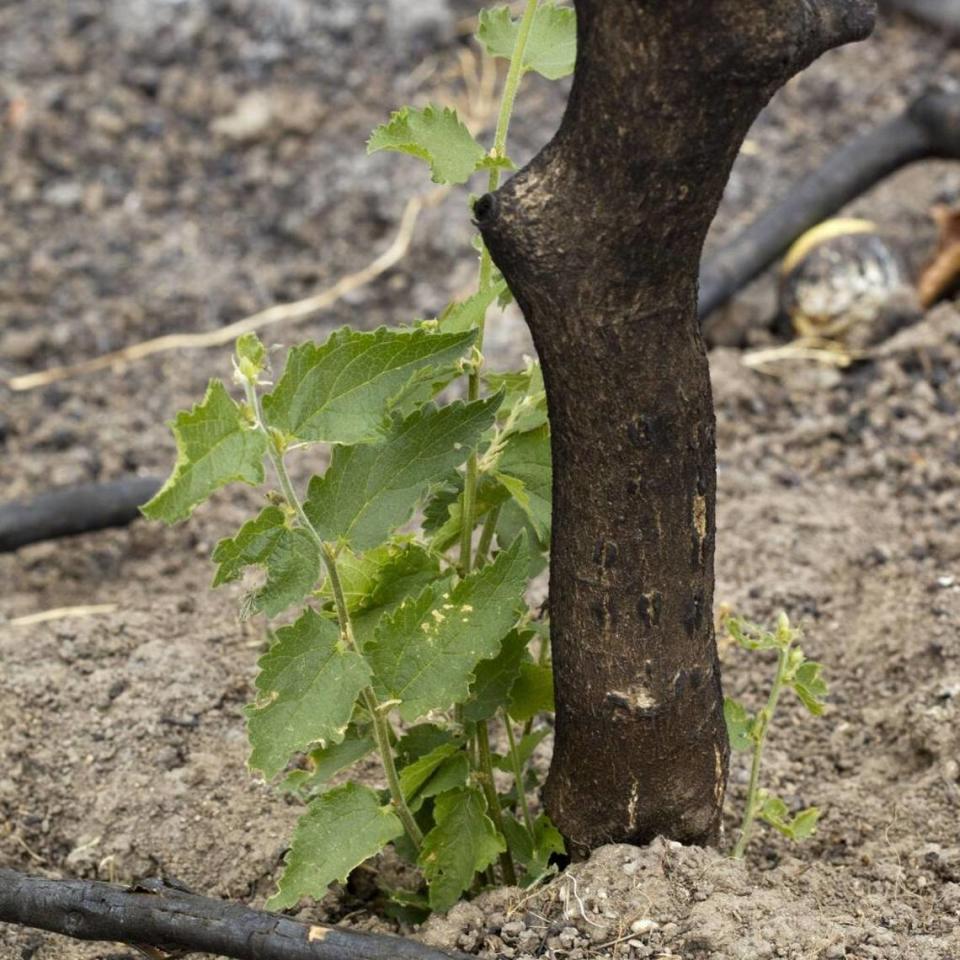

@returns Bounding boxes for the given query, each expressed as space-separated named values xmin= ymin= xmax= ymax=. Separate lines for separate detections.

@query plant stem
xmin=478 ymin=0 xmax=540 ymax=292
xmin=475 ymin=505 xmax=502 ymax=568
xmin=503 ymin=712 xmax=536 ymax=838
xmin=732 ymin=644 xmax=791 ymax=859
xmin=476 ymin=721 xmax=518 ymax=885
xmin=321 ymin=542 xmax=423 ymax=849
xmin=243 ymin=379 xmax=423 ymax=851
xmin=459 ymin=0 xmax=540 ymax=574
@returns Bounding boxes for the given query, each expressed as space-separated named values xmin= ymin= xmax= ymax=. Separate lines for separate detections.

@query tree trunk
xmin=477 ymin=0 xmax=875 ymax=856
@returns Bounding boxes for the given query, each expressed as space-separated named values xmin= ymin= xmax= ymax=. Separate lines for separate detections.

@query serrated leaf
xmin=334 ymin=543 xmax=442 ymax=648
xmin=367 ymin=105 xmax=511 ymax=185
xmin=419 ymin=788 xmax=506 ymax=911
xmin=492 ymin=727 xmax=549 ymax=773
xmin=142 ymin=379 xmax=267 ymax=524
xmin=279 ymin=731 xmax=376 ymax=797
xmin=269 ymin=783 xmax=404 ymax=909
xmin=246 ymin=608 xmax=371 ymax=780
xmin=436 ymin=281 xmax=507 ymax=335
xmin=413 ymin=752 xmax=470 ymax=812
xmin=397 ymin=724 xmax=457 ymax=764
xmin=508 ymin=662 xmax=554 ymax=722
xmin=212 ymin=506 xmax=320 ymax=618
xmin=399 ymin=743 xmax=460 ymax=803
xmin=494 ymin=425 xmax=552 ymax=540
xmin=725 ymin=617 xmax=780 ymax=651
xmin=792 ymin=661 xmax=828 ymax=716
xmin=463 ymin=629 xmax=531 ymax=723
xmin=502 ymin=813 xmax=565 ymax=880
xmin=369 ymin=535 xmax=529 ymax=722
xmin=263 ymin=327 xmax=476 ymax=445
xmin=723 ymin=697 xmax=754 ymax=752
xmin=476 ymin=2 xmax=577 ymax=80
xmin=236 ymin=331 xmax=267 ymax=379
xmin=304 ymin=395 xmax=500 ymax=552
xmin=485 ymin=361 xmax=547 ymax=437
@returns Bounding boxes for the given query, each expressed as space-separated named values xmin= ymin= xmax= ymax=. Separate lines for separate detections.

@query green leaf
xmin=792 ymin=661 xmax=828 ymax=716
xmin=246 ymin=608 xmax=371 ymax=780
xmin=494 ymin=425 xmax=552 ymax=540
xmin=463 ymin=629 xmax=531 ymax=723
xmin=279 ymin=731 xmax=376 ymax=797
xmin=758 ymin=794 xmax=792 ymax=836
xmin=142 ymin=380 xmax=267 ymax=524
xmin=333 ymin=542 xmax=442 ymax=649
xmin=497 ymin=499 xmax=549 ymax=576
xmin=725 ymin=617 xmax=781 ymax=651
xmin=397 ymin=724 xmax=457 ymax=764
xmin=508 ymin=662 xmax=554 ymax=722
xmin=485 ymin=361 xmax=547 ymax=437
xmin=723 ymin=697 xmax=754 ymax=752
xmin=367 ymin=105 xmax=511 ymax=185
xmin=413 ymin=752 xmax=471 ymax=812
xmin=502 ymin=813 xmax=565 ymax=880
xmin=262 ymin=327 xmax=476 ymax=445
xmin=399 ymin=743 xmax=461 ymax=803
xmin=211 ymin=506 xmax=321 ymax=619
xmin=236 ymin=332 xmax=267 ymax=380
xmin=788 ymin=807 xmax=821 ymax=839
xmin=436 ymin=282 xmax=507 ymax=335
xmin=304 ymin=395 xmax=501 ymax=552
xmin=419 ymin=788 xmax=506 ymax=911
xmin=269 ymin=783 xmax=404 ymax=909
xmin=476 ymin=2 xmax=577 ymax=80
xmin=369 ymin=535 xmax=530 ymax=722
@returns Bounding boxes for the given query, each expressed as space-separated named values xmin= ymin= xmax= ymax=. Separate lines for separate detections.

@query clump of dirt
xmin=3 ymin=2 xmax=960 ymax=958
xmin=420 ymin=839 xmax=949 ymax=960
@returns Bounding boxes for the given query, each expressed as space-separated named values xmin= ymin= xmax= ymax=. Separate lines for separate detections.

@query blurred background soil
xmin=1 ymin=2 xmax=959 ymax=958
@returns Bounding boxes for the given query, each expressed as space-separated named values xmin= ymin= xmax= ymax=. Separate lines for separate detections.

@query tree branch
xmin=0 ymin=869 xmax=464 ymax=960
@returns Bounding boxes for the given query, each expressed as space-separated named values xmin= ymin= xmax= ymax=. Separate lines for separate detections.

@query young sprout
xmin=724 ymin=612 xmax=828 ymax=859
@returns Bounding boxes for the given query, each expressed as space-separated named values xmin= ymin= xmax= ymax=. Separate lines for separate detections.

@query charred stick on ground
xmin=699 ymin=88 xmax=960 ymax=342
xmin=0 ymin=869 xmax=466 ymax=960
xmin=0 ymin=475 xmax=162 ymax=553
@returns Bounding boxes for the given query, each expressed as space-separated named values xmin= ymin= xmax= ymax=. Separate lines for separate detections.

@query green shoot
xmin=724 ymin=613 xmax=828 ymax=859
xmin=143 ymin=2 xmax=577 ymax=915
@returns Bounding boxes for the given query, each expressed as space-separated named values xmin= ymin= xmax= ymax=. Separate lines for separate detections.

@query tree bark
xmin=0 ymin=869 xmax=464 ymax=960
xmin=477 ymin=0 xmax=875 ymax=856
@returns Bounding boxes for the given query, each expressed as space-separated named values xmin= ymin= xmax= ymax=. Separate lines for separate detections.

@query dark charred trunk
xmin=477 ymin=0 xmax=875 ymax=856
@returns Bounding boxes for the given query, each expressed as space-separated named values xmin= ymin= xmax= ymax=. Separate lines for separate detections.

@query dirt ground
xmin=2 ymin=2 xmax=960 ymax=958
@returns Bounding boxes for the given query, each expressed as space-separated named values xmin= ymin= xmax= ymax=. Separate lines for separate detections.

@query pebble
xmin=631 ymin=918 xmax=659 ymax=935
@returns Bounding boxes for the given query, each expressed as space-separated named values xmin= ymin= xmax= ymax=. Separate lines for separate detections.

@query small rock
xmin=212 ymin=91 xmax=274 ymax=142
xmin=631 ymin=919 xmax=659 ymax=935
